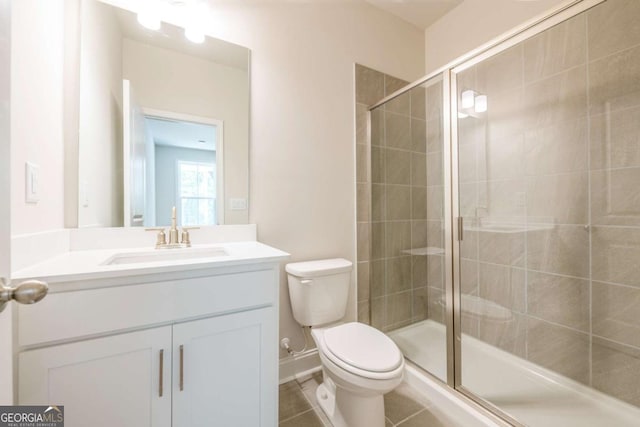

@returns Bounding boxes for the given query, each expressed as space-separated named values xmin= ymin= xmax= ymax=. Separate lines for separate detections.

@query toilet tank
xmin=286 ymin=258 xmax=353 ymax=327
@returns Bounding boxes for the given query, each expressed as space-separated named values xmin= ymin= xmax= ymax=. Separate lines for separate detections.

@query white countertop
xmin=12 ymin=241 xmax=290 ymax=284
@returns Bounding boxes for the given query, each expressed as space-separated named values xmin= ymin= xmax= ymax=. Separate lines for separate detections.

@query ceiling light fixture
xmin=184 ymin=1 xmax=208 ymax=44
xmin=458 ymin=112 xmax=469 ymax=119
xmin=137 ymin=0 xmax=162 ymax=31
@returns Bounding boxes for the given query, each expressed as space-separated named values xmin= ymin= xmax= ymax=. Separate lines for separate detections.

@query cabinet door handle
xmin=179 ymin=345 xmax=184 ymax=391
xmin=159 ymin=349 xmax=164 ymax=397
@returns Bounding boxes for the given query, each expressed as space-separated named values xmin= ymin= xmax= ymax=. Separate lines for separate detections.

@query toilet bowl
xmin=285 ymin=257 xmax=404 ymax=427
xmin=311 ymin=322 xmax=404 ymax=427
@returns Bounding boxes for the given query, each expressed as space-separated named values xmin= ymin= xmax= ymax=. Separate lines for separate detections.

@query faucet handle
xmin=180 ymin=227 xmax=199 ymax=247
xmin=145 ymin=228 xmax=167 ymax=247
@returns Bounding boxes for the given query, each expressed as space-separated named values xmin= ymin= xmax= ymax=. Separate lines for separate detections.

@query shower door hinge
xmin=457 ymin=217 xmax=464 ymax=241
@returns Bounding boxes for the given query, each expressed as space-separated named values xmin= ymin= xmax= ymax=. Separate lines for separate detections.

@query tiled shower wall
xmin=355 ymin=64 xmax=444 ymax=332
xmin=456 ymin=0 xmax=640 ymax=408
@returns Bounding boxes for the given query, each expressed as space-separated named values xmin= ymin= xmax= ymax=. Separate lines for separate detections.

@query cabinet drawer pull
xmin=179 ymin=345 xmax=184 ymax=391
xmin=159 ymin=349 xmax=164 ymax=397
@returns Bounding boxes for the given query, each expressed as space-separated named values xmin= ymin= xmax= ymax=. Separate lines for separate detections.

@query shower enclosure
xmin=364 ymin=0 xmax=640 ymax=425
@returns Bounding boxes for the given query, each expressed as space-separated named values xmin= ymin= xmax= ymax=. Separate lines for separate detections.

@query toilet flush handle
xmin=301 ymin=279 xmax=313 ymax=285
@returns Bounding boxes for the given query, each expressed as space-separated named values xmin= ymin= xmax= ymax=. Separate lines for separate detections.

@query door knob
xmin=0 ymin=278 xmax=48 ymax=313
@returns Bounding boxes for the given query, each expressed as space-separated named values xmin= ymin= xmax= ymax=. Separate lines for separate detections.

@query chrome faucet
xmin=146 ymin=206 xmax=198 ymax=249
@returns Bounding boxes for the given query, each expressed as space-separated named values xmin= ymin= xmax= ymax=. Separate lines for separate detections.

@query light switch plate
xmin=230 ymin=198 xmax=247 ymax=210
xmin=25 ymin=162 xmax=40 ymax=204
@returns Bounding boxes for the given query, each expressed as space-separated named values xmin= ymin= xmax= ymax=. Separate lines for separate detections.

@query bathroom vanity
xmin=11 ymin=235 xmax=288 ymax=427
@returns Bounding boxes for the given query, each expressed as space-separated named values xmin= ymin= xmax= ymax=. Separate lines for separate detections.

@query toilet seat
xmin=316 ymin=322 xmax=404 ymax=381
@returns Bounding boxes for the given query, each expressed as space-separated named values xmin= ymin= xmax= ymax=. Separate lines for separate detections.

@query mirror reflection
xmin=77 ymin=0 xmax=250 ymax=228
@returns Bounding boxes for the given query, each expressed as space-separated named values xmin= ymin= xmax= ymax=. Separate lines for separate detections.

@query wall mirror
xmin=76 ymin=0 xmax=250 ymax=228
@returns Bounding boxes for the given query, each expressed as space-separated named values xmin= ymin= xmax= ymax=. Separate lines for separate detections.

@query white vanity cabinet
xmin=16 ymin=261 xmax=282 ymax=427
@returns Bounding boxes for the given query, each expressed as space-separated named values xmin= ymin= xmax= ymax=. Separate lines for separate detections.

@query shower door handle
xmin=457 ymin=217 xmax=464 ymax=241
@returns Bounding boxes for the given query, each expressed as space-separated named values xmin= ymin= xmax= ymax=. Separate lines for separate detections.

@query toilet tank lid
xmin=285 ymin=258 xmax=352 ymax=278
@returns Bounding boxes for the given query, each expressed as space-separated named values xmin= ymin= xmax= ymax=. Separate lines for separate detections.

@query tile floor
xmin=279 ymin=371 xmax=451 ymax=427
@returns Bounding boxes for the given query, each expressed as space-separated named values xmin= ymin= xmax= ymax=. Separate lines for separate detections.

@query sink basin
xmin=102 ymin=247 xmax=228 ymax=265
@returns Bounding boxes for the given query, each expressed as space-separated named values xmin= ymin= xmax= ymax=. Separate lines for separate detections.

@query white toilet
xmin=286 ymin=258 xmax=404 ymax=427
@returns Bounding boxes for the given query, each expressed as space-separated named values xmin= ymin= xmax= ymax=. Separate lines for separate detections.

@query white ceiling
xmin=146 ymin=117 xmax=217 ymax=151
xmin=364 ymin=0 xmax=463 ymax=30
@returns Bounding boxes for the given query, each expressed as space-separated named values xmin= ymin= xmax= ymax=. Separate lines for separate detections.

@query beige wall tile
xmin=527 ymin=225 xmax=589 ymax=278
xmin=478 ymin=230 xmax=525 ymax=267
xmin=476 ymin=44 xmax=523 ymax=95
xmin=371 ymin=107 xmax=385 ymax=147
xmin=357 ymin=222 xmax=370 ymax=262
xmin=427 ymin=254 xmax=445 ymax=290
xmin=426 ymin=186 xmax=444 ymax=220
xmin=478 ymin=313 xmax=527 ymax=358
xmin=386 ymin=221 xmax=411 ymax=257
xmin=412 ymin=287 xmax=429 ymax=322
xmin=523 ymin=14 xmax=586 ymax=83
xmin=411 ymin=186 xmax=427 ymax=220
xmin=358 ymin=300 xmax=370 ymax=325
xmin=479 ymin=263 xmax=525 ymax=313
xmin=372 ymin=146 xmax=385 ymax=183
xmin=371 ymin=222 xmax=386 ymax=260
xmin=371 ymin=296 xmax=386 ymax=330
xmin=386 ymin=149 xmax=411 ymax=185
xmin=427 ymin=286 xmax=444 ymax=323
xmin=528 ymin=271 xmax=590 ymax=332
xmin=590 ymin=105 xmax=640 ymax=170
xmin=589 ymin=44 xmax=640 ymax=115
xmin=426 ymin=119 xmax=443 ymax=153
xmin=411 ymin=153 xmax=427 ymax=186
xmin=386 ymin=185 xmax=411 ymax=221
xmin=386 ymin=291 xmax=412 ymax=327
xmin=411 ymin=118 xmax=427 ymax=153
xmin=591 ymin=167 xmax=640 ymax=227
xmin=486 ymin=134 xmax=525 ymax=181
xmin=372 ymin=184 xmax=385 ymax=221
xmin=426 ymin=151 xmax=443 ymax=186
xmin=356 ymin=103 xmax=367 ymax=146
xmin=386 ymin=91 xmax=411 ymax=117
xmin=411 ymin=220 xmax=428 ymax=250
xmin=387 ymin=256 xmax=412 ymax=294
xmin=385 ymin=75 xmax=409 ymax=96
xmin=386 ymin=112 xmax=411 ymax=150
xmin=523 ymin=65 xmax=587 ymax=129
xmin=593 ymin=281 xmax=640 ymax=348
xmin=356 ymin=64 xmax=384 ymax=105
xmin=486 ymin=88 xmax=524 ymax=142
xmin=357 ymin=183 xmax=370 ymax=222
xmin=357 ymin=261 xmax=370 ymax=302
xmin=588 ymin=0 xmax=640 ymax=62
xmin=426 ymin=220 xmax=444 ymax=250
xmin=411 ymin=255 xmax=427 ymax=288
xmin=371 ymin=259 xmax=385 ymax=298
xmin=526 ymin=172 xmax=588 ymax=225
xmin=524 ymin=118 xmax=588 ymax=175
xmin=527 ymin=318 xmax=590 ymax=384
xmin=485 ymin=179 xmax=526 ymax=219
xmin=592 ymin=226 xmax=640 ymax=287
xmin=592 ymin=337 xmax=640 ymax=407
xmin=459 ymin=182 xmax=477 ymax=219
xmin=426 ymin=81 xmax=443 ymax=122
xmin=458 ymin=140 xmax=477 ymax=184
xmin=461 ymin=258 xmax=479 ymax=295
xmin=461 ymin=229 xmax=478 ymax=260
xmin=411 ymin=86 xmax=426 ymax=119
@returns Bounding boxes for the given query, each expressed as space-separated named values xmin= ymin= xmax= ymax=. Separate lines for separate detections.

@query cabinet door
xmin=19 ymin=327 xmax=172 ymax=427
xmin=172 ymin=307 xmax=277 ymax=427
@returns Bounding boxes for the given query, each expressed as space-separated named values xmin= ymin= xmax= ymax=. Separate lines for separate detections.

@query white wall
xmin=123 ymin=39 xmax=249 ymax=225
xmin=154 ymin=145 xmax=216 ymax=226
xmin=10 ymin=0 xmax=65 ymax=235
xmin=190 ymin=2 xmax=425 ymax=356
xmin=424 ymin=0 xmax=570 ymax=73
xmin=78 ymin=0 xmax=123 ymax=228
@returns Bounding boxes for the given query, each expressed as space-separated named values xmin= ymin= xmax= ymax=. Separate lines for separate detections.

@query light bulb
xmin=137 ymin=0 xmax=161 ymax=30
xmin=461 ymin=90 xmax=475 ymax=109
xmin=458 ymin=112 xmax=469 ymax=119
xmin=474 ymin=95 xmax=488 ymax=113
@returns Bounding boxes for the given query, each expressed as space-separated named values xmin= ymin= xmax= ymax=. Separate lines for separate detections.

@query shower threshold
xmin=389 ymin=320 xmax=640 ymax=427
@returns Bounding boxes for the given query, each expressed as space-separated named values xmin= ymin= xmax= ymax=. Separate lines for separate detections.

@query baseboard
xmin=279 ymin=349 xmax=321 ymax=384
